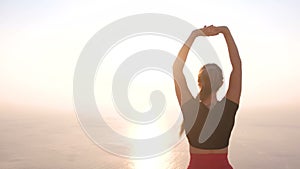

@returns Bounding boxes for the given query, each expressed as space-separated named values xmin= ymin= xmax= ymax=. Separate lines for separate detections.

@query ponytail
xmin=199 ymin=86 xmax=211 ymax=101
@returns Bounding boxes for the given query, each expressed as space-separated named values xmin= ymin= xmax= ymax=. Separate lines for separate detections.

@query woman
xmin=173 ymin=25 xmax=242 ymax=169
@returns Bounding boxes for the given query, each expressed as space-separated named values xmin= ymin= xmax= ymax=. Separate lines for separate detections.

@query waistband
xmin=190 ymin=153 xmax=229 ymax=161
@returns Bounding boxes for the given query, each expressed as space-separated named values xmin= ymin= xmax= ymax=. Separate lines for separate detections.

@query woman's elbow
xmin=173 ymin=59 xmax=184 ymax=71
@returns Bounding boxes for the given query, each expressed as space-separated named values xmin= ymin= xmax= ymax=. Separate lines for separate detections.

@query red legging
xmin=188 ymin=153 xmax=233 ymax=169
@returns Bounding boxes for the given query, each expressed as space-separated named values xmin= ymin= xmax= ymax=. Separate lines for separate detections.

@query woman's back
xmin=181 ymin=97 xmax=239 ymax=150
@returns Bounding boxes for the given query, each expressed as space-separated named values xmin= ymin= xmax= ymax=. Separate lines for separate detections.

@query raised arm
xmin=173 ymin=29 xmax=203 ymax=106
xmin=220 ymin=27 xmax=242 ymax=104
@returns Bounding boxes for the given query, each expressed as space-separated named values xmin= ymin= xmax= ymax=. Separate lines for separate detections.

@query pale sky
xmin=1 ymin=0 xmax=300 ymax=113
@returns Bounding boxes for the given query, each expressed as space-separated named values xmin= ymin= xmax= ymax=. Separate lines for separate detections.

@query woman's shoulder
xmin=223 ymin=97 xmax=239 ymax=111
xmin=224 ymin=97 xmax=239 ymax=105
xmin=180 ymin=97 xmax=200 ymax=112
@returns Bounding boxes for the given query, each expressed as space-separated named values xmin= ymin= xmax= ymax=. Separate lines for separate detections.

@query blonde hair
xmin=197 ymin=64 xmax=223 ymax=101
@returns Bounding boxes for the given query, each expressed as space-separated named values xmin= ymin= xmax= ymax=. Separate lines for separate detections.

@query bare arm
xmin=221 ymin=27 xmax=242 ymax=104
xmin=173 ymin=26 xmax=223 ymax=106
xmin=173 ymin=31 xmax=199 ymax=106
xmin=173 ymin=26 xmax=242 ymax=105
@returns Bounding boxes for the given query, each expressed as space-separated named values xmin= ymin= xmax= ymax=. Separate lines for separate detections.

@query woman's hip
xmin=187 ymin=153 xmax=233 ymax=169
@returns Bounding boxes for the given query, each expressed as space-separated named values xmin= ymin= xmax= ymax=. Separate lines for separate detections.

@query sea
xmin=1 ymin=106 xmax=299 ymax=169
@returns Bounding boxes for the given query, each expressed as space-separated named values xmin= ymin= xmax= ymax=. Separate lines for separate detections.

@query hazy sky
xmin=1 ymin=0 xmax=300 ymax=112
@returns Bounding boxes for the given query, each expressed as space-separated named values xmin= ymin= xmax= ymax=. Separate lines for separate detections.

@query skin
xmin=173 ymin=25 xmax=242 ymax=154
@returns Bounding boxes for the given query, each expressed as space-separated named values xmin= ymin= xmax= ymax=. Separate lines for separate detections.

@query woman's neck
xmin=202 ymin=93 xmax=217 ymax=108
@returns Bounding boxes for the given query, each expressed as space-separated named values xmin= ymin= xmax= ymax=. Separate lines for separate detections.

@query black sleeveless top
xmin=181 ymin=97 xmax=239 ymax=149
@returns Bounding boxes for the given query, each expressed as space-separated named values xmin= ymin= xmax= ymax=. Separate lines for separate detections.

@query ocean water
xmin=1 ymin=107 xmax=299 ymax=169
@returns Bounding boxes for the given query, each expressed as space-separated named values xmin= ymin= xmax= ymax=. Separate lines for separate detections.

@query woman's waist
xmin=190 ymin=145 xmax=228 ymax=154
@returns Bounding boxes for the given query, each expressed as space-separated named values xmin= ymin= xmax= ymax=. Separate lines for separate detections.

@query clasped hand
xmin=191 ymin=25 xmax=228 ymax=37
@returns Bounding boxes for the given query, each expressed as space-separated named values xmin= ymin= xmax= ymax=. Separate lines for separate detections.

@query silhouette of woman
xmin=173 ymin=25 xmax=242 ymax=169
